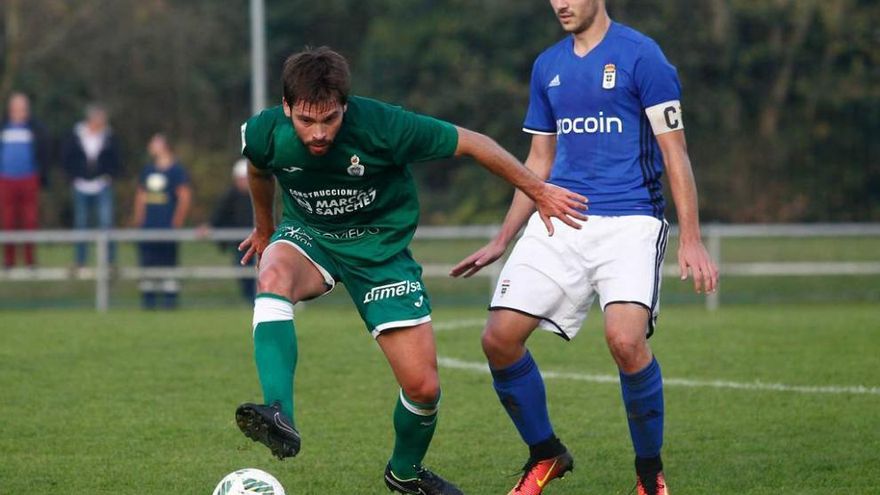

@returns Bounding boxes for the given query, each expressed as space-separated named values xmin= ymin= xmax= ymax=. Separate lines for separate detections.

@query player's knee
xmin=401 ymin=374 xmax=440 ymax=404
xmin=481 ymin=326 xmax=521 ymax=366
xmin=256 ymin=263 xmax=292 ymax=297
xmin=606 ymin=331 xmax=648 ymax=367
xmin=481 ymin=326 xmax=506 ymax=359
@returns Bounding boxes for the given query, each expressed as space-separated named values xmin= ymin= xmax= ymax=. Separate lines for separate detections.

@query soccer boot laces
xmin=384 ymin=464 xmax=464 ymax=495
xmin=235 ymin=401 xmax=301 ymax=460
xmin=508 ymin=450 xmax=574 ymax=495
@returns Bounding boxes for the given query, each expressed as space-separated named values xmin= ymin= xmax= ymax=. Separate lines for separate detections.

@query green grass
xmin=1 ymin=303 xmax=878 ymax=494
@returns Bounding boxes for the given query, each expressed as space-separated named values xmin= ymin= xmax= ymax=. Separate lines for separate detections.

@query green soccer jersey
xmin=241 ymin=96 xmax=459 ymax=264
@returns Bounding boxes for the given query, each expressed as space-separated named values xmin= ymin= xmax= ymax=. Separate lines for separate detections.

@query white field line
xmin=438 ymin=357 xmax=880 ymax=396
xmin=432 ymin=320 xmax=880 ymax=396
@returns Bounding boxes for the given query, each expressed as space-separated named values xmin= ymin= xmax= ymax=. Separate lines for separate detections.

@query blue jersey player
xmin=452 ymin=1 xmax=719 ymax=494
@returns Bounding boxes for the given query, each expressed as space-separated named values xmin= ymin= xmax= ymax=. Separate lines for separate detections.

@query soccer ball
xmin=212 ymin=468 xmax=286 ymax=495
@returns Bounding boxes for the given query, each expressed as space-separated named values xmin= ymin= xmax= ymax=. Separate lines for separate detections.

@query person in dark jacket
xmin=199 ymin=158 xmax=255 ymax=300
xmin=62 ymin=103 xmax=122 ymax=267
xmin=0 ymin=92 xmax=50 ymax=268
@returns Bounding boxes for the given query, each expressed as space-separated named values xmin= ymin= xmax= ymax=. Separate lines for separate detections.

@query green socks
xmin=252 ymin=293 xmax=298 ymax=424
xmin=253 ymin=292 xmax=437 ymax=477
xmin=390 ymin=389 xmax=440 ymax=479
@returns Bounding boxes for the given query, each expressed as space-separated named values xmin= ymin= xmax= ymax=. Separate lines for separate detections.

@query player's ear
xmin=342 ymin=103 xmax=348 ymax=113
xmin=282 ymin=98 xmax=292 ymax=118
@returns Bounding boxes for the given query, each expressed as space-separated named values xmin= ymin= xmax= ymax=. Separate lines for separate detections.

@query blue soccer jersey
xmin=139 ymin=162 xmax=189 ymax=228
xmin=524 ymin=22 xmax=684 ymax=218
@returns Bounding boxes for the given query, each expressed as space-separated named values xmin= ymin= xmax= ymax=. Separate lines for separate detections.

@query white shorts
xmin=490 ymin=214 xmax=669 ymax=340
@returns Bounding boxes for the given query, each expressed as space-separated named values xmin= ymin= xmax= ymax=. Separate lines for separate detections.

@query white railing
xmin=1 ymin=223 xmax=879 ymax=311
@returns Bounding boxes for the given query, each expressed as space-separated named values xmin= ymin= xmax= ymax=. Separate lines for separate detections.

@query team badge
xmin=603 ymin=63 xmax=616 ymax=89
xmin=347 ymin=154 xmax=365 ymax=176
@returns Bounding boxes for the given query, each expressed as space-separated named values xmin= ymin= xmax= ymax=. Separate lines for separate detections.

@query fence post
xmin=95 ymin=232 xmax=110 ymax=312
xmin=706 ymin=226 xmax=721 ymax=311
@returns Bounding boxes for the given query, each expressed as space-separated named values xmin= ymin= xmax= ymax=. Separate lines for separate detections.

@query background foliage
xmin=1 ymin=0 xmax=877 ymax=226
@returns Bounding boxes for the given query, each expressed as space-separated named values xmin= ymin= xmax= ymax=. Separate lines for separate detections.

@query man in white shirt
xmin=62 ymin=103 xmax=122 ymax=267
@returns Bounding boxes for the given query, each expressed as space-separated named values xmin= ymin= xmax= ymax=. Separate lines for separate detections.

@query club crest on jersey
xmin=347 ymin=154 xmax=365 ymax=176
xmin=603 ymin=63 xmax=616 ymax=89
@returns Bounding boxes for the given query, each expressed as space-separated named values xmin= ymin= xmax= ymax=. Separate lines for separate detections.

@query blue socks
xmin=491 ymin=351 xmax=555 ymax=448
xmin=620 ymin=356 xmax=664 ymax=459
xmin=492 ymin=350 xmax=663 ymax=462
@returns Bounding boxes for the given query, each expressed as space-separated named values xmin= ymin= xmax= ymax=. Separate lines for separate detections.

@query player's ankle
xmin=528 ymin=434 xmax=566 ymax=461
xmin=635 ymin=454 xmax=663 ymax=476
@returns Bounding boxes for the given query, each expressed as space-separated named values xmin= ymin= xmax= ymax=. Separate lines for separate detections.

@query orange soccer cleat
xmin=507 ymin=450 xmax=574 ymax=495
xmin=636 ymin=470 xmax=669 ymax=495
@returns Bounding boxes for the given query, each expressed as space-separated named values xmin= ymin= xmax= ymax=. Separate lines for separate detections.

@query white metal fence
xmin=1 ymin=223 xmax=879 ymax=311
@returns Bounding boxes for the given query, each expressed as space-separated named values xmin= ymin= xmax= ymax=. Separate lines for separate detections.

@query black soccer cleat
xmin=384 ymin=464 xmax=464 ymax=495
xmin=235 ymin=402 xmax=301 ymax=460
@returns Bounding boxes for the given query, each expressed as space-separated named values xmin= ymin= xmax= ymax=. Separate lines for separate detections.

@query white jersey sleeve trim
xmin=523 ymin=127 xmax=557 ymax=136
xmin=645 ymin=100 xmax=684 ymax=135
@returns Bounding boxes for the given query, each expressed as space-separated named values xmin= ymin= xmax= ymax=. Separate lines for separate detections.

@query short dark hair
xmin=282 ymin=46 xmax=351 ymax=107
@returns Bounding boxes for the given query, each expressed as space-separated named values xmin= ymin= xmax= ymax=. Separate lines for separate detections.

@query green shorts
xmin=268 ymin=221 xmax=432 ymax=337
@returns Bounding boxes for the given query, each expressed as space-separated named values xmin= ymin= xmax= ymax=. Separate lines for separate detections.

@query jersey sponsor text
xmin=363 ymin=280 xmax=422 ymax=304
xmin=556 ymin=112 xmax=623 ymax=135
xmin=288 ymin=188 xmax=378 ymax=216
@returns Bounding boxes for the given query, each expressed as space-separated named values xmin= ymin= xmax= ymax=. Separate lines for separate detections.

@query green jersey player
xmin=234 ymin=47 xmax=586 ymax=495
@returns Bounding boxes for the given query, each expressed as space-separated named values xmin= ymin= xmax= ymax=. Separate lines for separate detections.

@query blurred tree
xmin=0 ymin=0 xmax=877 ymax=226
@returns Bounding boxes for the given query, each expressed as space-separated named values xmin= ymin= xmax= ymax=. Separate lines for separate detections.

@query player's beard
xmin=306 ymin=139 xmax=332 ymax=155
xmin=557 ymin=3 xmax=599 ymax=34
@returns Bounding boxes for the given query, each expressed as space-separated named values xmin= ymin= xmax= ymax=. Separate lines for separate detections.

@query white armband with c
xmin=645 ymin=100 xmax=684 ymax=135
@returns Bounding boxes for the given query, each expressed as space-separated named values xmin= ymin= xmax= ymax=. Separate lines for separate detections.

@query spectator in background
xmin=62 ymin=103 xmax=122 ymax=267
xmin=131 ymin=133 xmax=191 ymax=309
xmin=199 ymin=158 xmax=255 ymax=301
xmin=0 ymin=92 xmax=50 ymax=268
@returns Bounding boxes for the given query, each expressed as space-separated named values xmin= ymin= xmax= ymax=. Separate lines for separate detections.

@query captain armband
xmin=644 ymin=100 xmax=684 ymax=135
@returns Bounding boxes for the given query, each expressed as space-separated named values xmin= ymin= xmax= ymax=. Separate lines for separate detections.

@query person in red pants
xmin=0 ymin=92 xmax=50 ymax=267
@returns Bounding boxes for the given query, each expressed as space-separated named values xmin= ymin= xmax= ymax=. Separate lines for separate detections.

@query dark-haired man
xmin=451 ymin=1 xmax=718 ymax=494
xmin=235 ymin=46 xmax=587 ymax=495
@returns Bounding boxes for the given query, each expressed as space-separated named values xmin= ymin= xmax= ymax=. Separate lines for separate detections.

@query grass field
xmin=1 ymin=302 xmax=878 ymax=494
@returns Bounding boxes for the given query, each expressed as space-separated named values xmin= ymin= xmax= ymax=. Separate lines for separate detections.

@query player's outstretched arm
xmin=453 ymin=127 xmax=586 ymax=235
xmin=239 ymin=161 xmax=276 ymax=266
xmin=657 ymin=130 xmax=719 ymax=294
xmin=451 ymin=133 xmax=578 ymax=278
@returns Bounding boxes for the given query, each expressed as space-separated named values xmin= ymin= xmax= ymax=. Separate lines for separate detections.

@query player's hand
xmin=533 ymin=183 xmax=588 ymax=236
xmin=239 ymin=228 xmax=273 ymax=267
xmin=678 ymin=240 xmax=719 ymax=294
xmin=450 ymin=238 xmax=508 ymax=278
